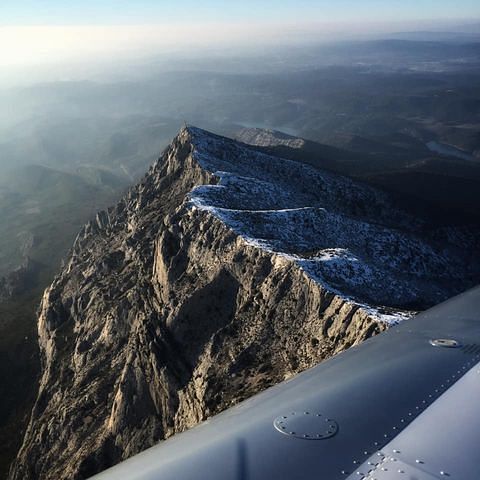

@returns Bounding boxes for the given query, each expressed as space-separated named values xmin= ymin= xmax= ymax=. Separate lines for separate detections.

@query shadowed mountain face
xmin=8 ymin=127 xmax=480 ymax=480
xmin=0 ymin=164 xmax=132 ymax=479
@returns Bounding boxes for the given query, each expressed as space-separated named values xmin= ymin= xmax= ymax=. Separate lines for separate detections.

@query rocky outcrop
xmin=235 ymin=127 xmax=306 ymax=149
xmin=9 ymin=127 xmax=479 ymax=480
xmin=0 ymin=257 xmax=37 ymax=301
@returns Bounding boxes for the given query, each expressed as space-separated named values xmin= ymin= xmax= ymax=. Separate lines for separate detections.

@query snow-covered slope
xmin=188 ymin=127 xmax=477 ymax=322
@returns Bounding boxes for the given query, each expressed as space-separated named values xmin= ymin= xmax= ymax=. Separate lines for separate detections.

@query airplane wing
xmin=91 ymin=286 xmax=480 ymax=480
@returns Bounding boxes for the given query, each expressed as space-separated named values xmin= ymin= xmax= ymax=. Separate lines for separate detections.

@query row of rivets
xmin=342 ymin=353 xmax=480 ymax=477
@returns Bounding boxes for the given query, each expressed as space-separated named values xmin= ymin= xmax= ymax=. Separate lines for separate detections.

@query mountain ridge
xmin=9 ymin=126 xmax=479 ymax=479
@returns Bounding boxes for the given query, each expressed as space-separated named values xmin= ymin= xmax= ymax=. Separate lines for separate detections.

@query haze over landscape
xmin=0 ymin=1 xmax=479 ymax=479
xmin=1 ymin=1 xmax=479 ymax=75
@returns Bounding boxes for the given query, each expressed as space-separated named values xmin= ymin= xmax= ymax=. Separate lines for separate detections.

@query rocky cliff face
xmin=234 ymin=127 xmax=306 ymax=149
xmin=9 ymin=127 xmax=479 ymax=480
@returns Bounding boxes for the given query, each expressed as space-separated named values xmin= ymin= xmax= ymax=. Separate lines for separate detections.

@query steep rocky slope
xmin=9 ymin=127 xmax=479 ymax=480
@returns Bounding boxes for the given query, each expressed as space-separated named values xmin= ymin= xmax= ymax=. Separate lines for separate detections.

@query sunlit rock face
xmin=9 ymin=127 xmax=479 ymax=480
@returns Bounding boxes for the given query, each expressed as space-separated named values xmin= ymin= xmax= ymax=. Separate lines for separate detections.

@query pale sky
xmin=0 ymin=1 xmax=479 ymax=68
xmin=1 ymin=1 xmax=479 ymax=25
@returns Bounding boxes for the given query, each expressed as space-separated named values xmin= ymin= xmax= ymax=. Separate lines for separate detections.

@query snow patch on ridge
xmin=183 ymin=126 xmax=470 ymax=324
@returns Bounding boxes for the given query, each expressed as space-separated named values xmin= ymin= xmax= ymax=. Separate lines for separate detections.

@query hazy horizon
xmin=0 ymin=0 xmax=479 ymax=80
